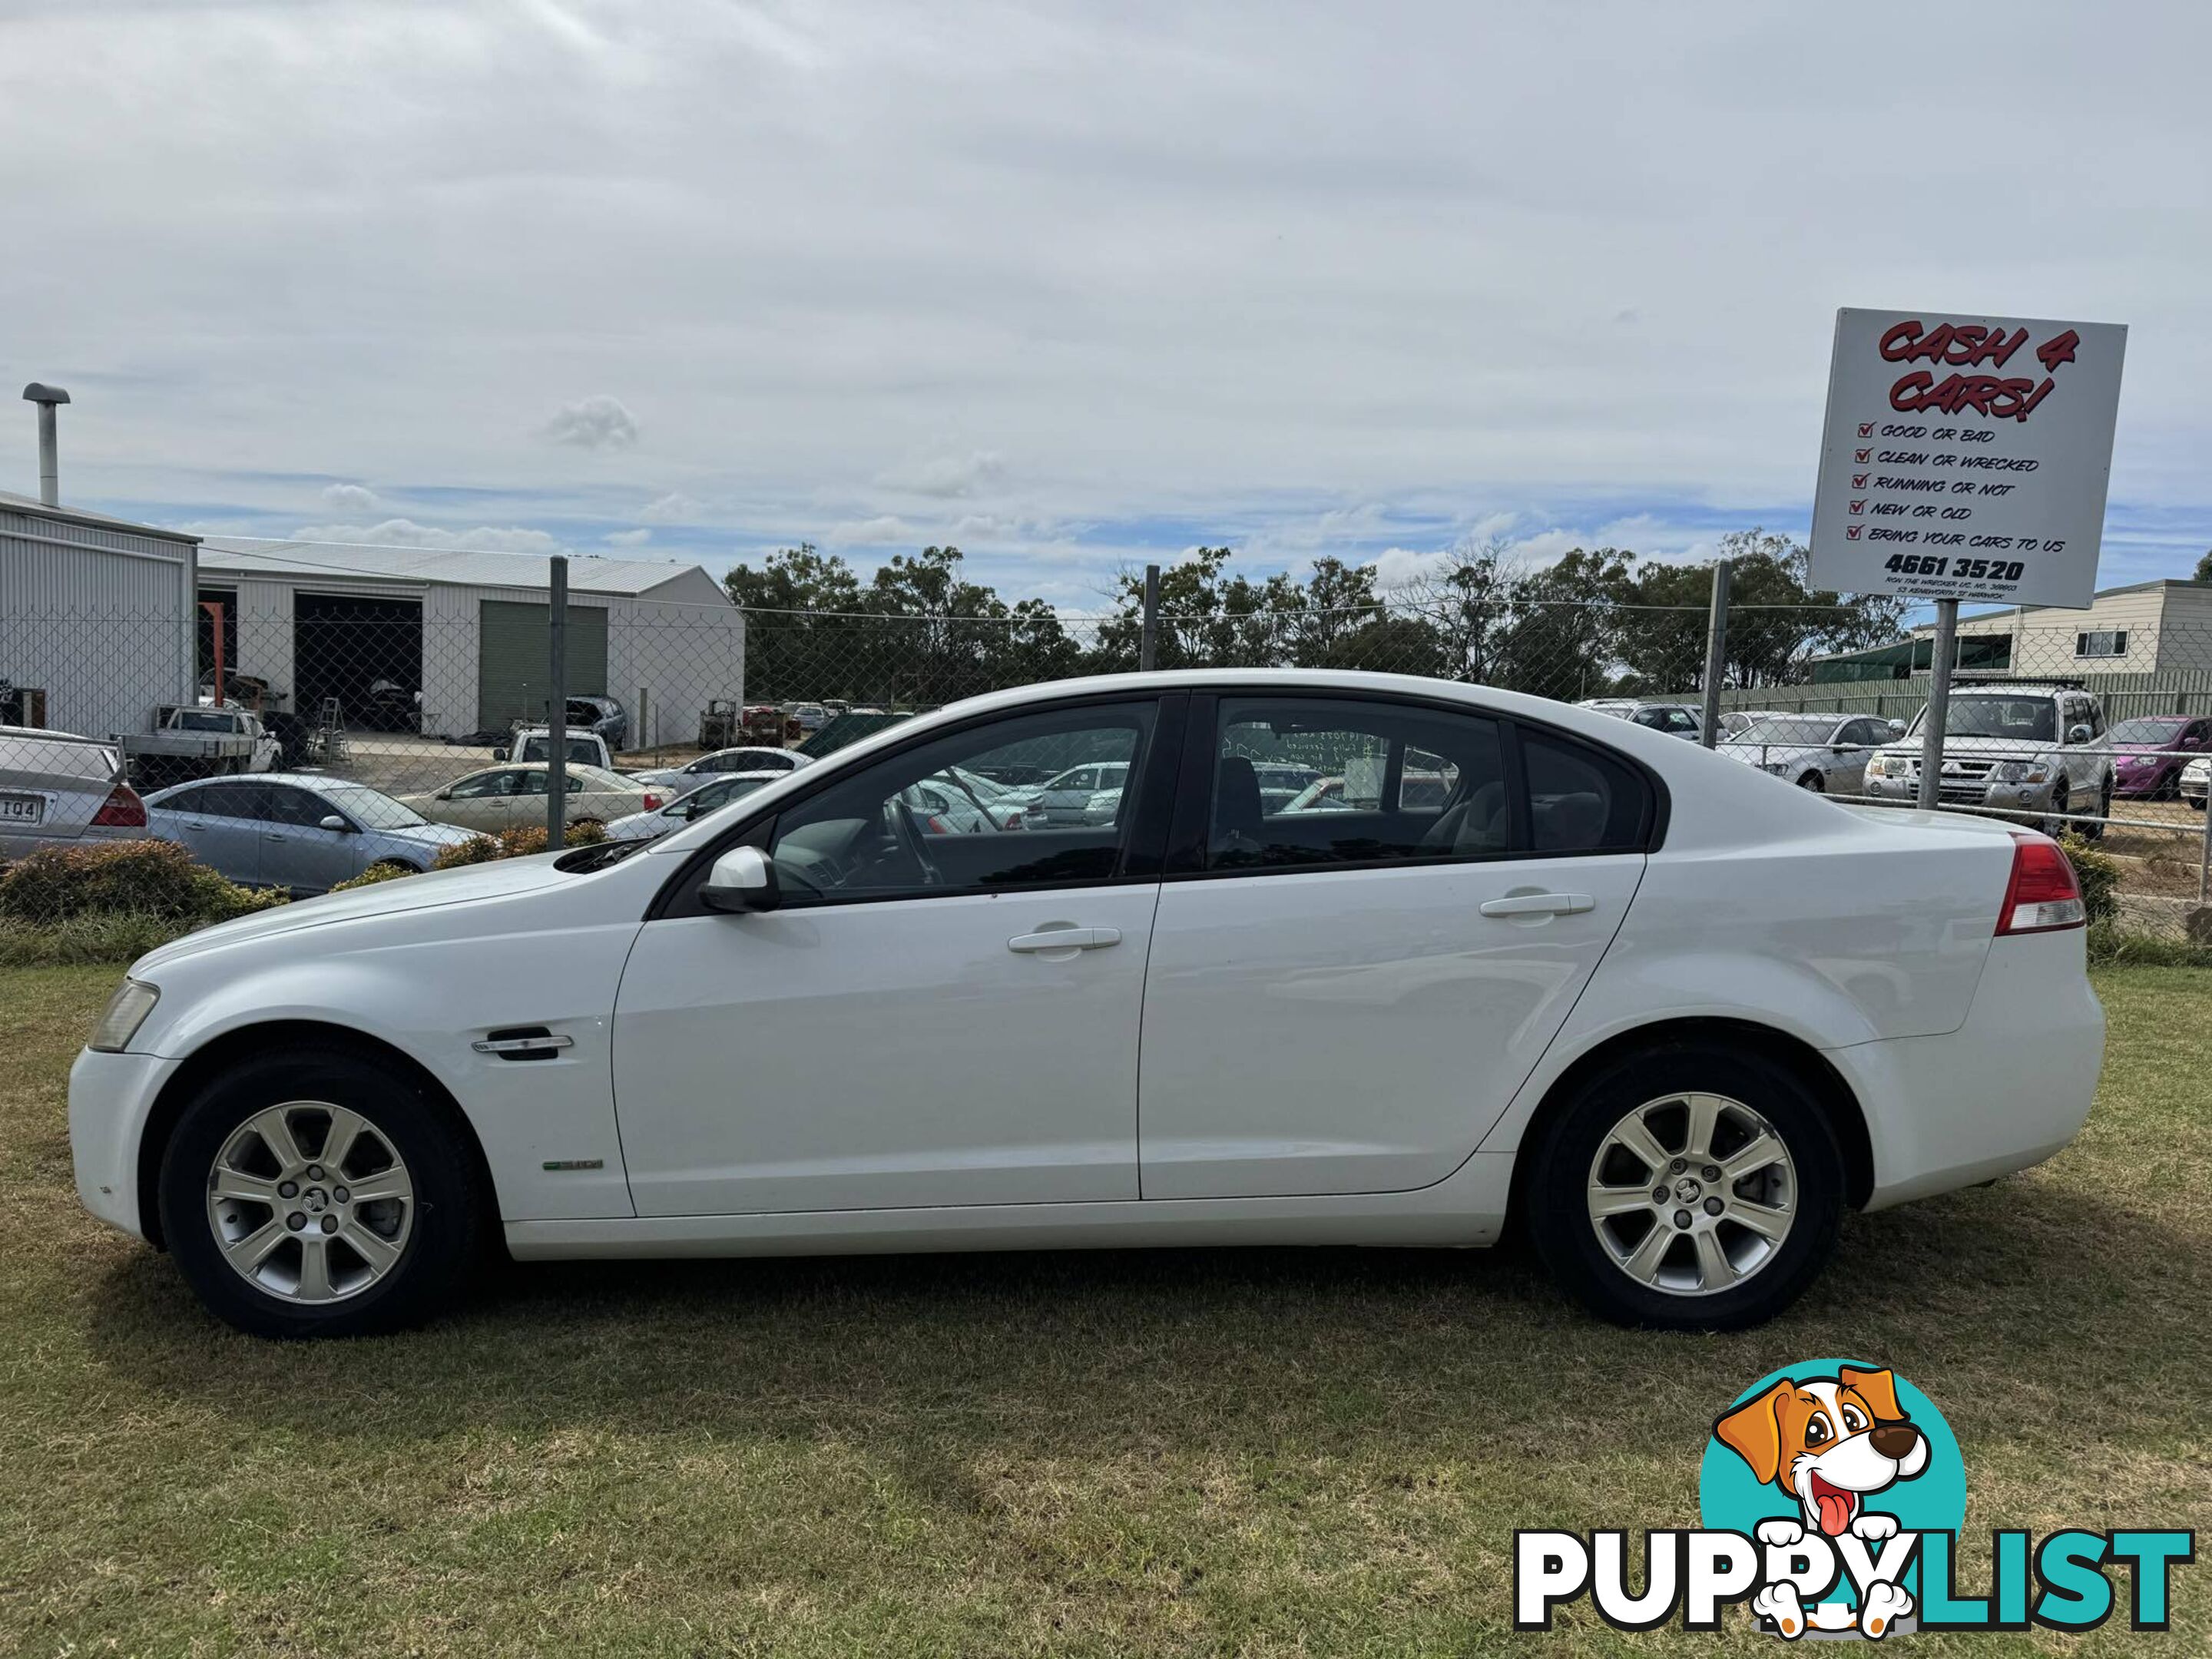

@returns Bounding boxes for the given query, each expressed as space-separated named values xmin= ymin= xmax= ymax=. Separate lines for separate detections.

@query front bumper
xmin=1826 ymin=929 xmax=2103 ymax=1210
xmin=1863 ymin=773 xmax=2055 ymax=812
xmin=68 ymin=1047 xmax=179 ymax=1242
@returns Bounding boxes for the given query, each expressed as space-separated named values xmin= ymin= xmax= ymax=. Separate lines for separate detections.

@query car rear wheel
xmin=158 ymin=1047 xmax=481 ymax=1338
xmin=1525 ymin=1044 xmax=1845 ymax=1331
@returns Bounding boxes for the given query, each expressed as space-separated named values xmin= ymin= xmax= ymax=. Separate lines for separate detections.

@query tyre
xmin=2041 ymin=780 xmax=2070 ymax=839
xmin=2080 ymin=781 xmax=2111 ymax=842
xmin=1525 ymin=1043 xmax=1845 ymax=1331
xmin=157 ymin=1047 xmax=482 ymax=1339
xmin=1795 ymin=771 xmax=1825 ymax=793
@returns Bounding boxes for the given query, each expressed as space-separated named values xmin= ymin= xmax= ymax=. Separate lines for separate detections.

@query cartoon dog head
xmin=1714 ymin=1366 xmax=1929 ymax=1538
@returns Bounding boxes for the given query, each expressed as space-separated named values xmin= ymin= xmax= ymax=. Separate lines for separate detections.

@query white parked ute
xmin=69 ymin=670 xmax=2104 ymax=1339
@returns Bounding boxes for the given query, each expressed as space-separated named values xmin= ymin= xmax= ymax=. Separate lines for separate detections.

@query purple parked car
xmin=2106 ymin=714 xmax=2212 ymax=800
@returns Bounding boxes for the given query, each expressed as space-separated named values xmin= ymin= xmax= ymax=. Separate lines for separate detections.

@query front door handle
xmin=1008 ymin=926 xmax=1123 ymax=953
xmin=1479 ymin=892 xmax=1594 ymax=918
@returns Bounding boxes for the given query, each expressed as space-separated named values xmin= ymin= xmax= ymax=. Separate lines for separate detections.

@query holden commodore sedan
xmin=69 ymin=670 xmax=2103 ymax=1339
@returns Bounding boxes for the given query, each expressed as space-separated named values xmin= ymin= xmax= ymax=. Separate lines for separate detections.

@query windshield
xmin=316 ymin=783 xmax=426 ymax=829
xmin=1911 ymin=696 xmax=2057 ymax=743
xmin=2108 ymin=717 xmax=2187 ymax=745
xmin=1734 ymin=717 xmax=1834 ymax=746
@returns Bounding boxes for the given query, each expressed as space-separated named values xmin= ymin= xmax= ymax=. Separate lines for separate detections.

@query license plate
xmin=0 ymin=793 xmax=45 ymax=826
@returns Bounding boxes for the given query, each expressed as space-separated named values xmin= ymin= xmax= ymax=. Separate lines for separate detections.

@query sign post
xmin=1808 ymin=308 xmax=2126 ymax=811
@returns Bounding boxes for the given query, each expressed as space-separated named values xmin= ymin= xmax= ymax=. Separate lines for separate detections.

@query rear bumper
xmin=1827 ymin=929 xmax=2102 ymax=1211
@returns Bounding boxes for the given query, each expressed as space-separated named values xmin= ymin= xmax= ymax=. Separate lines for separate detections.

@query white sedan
xmin=396 ymin=763 xmax=660 ymax=833
xmin=68 ymin=669 xmax=2102 ymax=1339
xmin=628 ymin=747 xmax=815 ymax=796
xmin=604 ymin=771 xmax=786 ymax=841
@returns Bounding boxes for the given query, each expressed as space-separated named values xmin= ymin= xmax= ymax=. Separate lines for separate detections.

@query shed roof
xmin=197 ymin=537 xmax=714 ymax=598
xmin=0 ymin=488 xmax=201 ymax=545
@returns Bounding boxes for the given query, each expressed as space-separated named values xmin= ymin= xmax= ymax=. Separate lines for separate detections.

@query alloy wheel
xmin=1584 ymin=1091 xmax=1796 ymax=1296
xmin=204 ymin=1101 xmax=416 ymax=1304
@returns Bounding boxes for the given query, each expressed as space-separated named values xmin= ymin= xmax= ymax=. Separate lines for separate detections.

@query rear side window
xmin=1207 ymin=697 xmax=1506 ymax=870
xmin=1522 ymin=730 xmax=1651 ymax=853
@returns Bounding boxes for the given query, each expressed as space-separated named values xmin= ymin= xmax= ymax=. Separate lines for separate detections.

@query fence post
xmin=1917 ymin=598 xmax=1959 ymax=811
xmin=547 ymin=555 xmax=568 ymax=842
xmin=1698 ymin=558 xmax=1731 ymax=747
xmin=637 ymin=685 xmax=650 ymax=759
xmin=1139 ymin=563 xmax=1161 ymax=673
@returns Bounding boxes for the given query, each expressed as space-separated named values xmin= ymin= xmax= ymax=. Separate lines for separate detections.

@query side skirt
xmin=506 ymin=1151 xmax=1515 ymax=1260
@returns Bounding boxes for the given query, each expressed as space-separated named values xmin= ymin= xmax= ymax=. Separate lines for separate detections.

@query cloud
xmin=603 ymin=527 xmax=652 ymax=547
xmin=541 ymin=396 xmax=639 ymax=452
xmin=876 ymin=451 xmax=1007 ymax=498
xmin=320 ymin=482 xmax=380 ymax=512
xmin=827 ymin=515 xmax=915 ymax=545
xmin=286 ymin=518 xmax=568 ymax=555
xmin=637 ymin=492 xmax=701 ymax=524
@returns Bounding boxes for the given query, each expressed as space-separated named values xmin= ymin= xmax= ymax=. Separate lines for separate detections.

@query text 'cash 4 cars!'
xmin=68 ymin=671 xmax=2104 ymax=1338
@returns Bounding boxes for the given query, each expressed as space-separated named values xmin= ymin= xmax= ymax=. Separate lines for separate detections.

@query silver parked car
xmin=1863 ymin=681 xmax=2115 ymax=837
xmin=0 ymin=725 xmax=148 ymax=859
xmin=1720 ymin=713 xmax=1893 ymax=795
xmin=628 ymin=746 xmax=814 ymax=796
xmin=144 ymin=774 xmax=478 ymax=895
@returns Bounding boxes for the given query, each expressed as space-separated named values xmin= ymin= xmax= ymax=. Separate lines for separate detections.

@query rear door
xmin=1137 ymin=693 xmax=1651 ymax=1200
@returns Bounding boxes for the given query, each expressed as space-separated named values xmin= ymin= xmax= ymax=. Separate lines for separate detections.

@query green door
xmin=477 ymin=601 xmax=609 ymax=731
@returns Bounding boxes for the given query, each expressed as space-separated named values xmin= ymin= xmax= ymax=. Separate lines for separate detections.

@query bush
xmin=2055 ymin=830 xmax=2120 ymax=925
xmin=2087 ymin=920 xmax=2212 ymax=969
xmin=0 ymin=839 xmax=282 ymax=926
xmin=0 ymin=912 xmax=202 ymax=966
xmin=328 ymin=860 xmax=419 ymax=894
xmin=429 ymin=820 xmax=605 ymax=871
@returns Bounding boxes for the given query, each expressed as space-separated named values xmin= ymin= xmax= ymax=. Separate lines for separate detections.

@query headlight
xmin=1992 ymin=761 xmax=2051 ymax=784
xmin=1866 ymin=755 xmax=1895 ymax=777
xmin=89 ymin=979 xmax=159 ymax=1054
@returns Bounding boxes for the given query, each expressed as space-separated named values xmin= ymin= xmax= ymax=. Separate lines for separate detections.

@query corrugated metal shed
xmin=0 ymin=489 xmax=198 ymax=739
xmin=198 ymin=539 xmax=714 ymax=597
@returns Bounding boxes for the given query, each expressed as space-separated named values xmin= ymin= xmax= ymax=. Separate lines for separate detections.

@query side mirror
xmin=701 ymin=845 xmax=780 ymax=914
xmin=319 ymin=814 xmax=352 ymax=833
xmin=2068 ymin=724 xmax=2093 ymax=745
xmin=1886 ymin=719 xmax=1907 ymax=737
xmin=492 ymin=747 xmax=508 ymax=762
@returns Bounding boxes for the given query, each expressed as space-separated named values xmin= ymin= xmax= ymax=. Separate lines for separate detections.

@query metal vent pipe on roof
xmin=22 ymin=382 xmax=70 ymax=507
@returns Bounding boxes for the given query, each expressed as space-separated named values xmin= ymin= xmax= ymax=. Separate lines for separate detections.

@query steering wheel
xmin=886 ymin=795 xmax=944 ymax=886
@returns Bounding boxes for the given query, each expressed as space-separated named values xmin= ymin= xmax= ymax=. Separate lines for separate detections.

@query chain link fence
xmin=0 ymin=566 xmax=2205 ymax=946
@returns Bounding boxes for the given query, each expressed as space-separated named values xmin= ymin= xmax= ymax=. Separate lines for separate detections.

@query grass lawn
xmin=2 ymin=964 xmax=2206 ymax=1656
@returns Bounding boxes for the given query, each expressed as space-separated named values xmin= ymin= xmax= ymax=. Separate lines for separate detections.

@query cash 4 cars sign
xmin=1809 ymin=308 xmax=2126 ymax=609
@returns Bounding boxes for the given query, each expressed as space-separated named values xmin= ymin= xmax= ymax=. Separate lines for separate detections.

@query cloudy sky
xmin=3 ymin=0 xmax=2207 ymax=610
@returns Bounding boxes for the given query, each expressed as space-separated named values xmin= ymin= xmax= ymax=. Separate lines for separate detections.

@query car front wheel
xmin=158 ymin=1047 xmax=481 ymax=1338
xmin=1795 ymin=771 xmax=1825 ymax=792
xmin=1525 ymin=1044 xmax=1845 ymax=1331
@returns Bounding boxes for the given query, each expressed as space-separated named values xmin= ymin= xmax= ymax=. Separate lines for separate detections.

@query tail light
xmin=91 ymin=782 xmax=147 ymax=829
xmin=1995 ymin=833 xmax=2085 ymax=935
xmin=642 ymin=792 xmax=663 ymax=810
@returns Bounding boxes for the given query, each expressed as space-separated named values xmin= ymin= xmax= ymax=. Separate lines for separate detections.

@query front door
xmin=1138 ymin=694 xmax=1649 ymax=1200
xmin=162 ymin=780 xmax=265 ymax=887
xmin=260 ymin=783 xmax=362 ymax=893
xmin=612 ymin=696 xmax=1176 ymax=1216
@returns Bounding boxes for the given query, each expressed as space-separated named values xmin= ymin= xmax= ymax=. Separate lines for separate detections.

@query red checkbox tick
xmin=1852 ymin=472 xmax=1869 ymax=488
xmin=1849 ymin=499 xmax=1865 ymax=514
xmin=1855 ymin=448 xmax=1872 ymax=464
xmin=1858 ymin=422 xmax=1876 ymax=438
xmin=1846 ymin=525 xmax=1863 ymax=540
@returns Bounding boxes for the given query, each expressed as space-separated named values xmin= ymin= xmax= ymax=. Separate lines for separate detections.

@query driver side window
xmin=763 ymin=702 xmax=1157 ymax=905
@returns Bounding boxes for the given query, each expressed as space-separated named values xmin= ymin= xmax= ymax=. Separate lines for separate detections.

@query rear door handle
xmin=1008 ymin=926 xmax=1123 ymax=953
xmin=1479 ymin=892 xmax=1594 ymax=918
